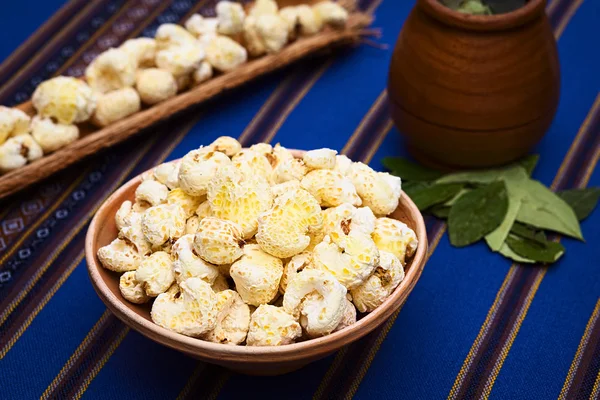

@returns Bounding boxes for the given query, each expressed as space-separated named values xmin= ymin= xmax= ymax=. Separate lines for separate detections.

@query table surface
xmin=0 ymin=0 xmax=598 ymax=399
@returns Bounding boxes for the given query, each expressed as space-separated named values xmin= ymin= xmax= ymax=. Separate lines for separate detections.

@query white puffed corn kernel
xmin=211 ymin=273 xmax=229 ymax=292
xmin=334 ymin=154 xmax=353 ymax=176
xmin=91 ymin=87 xmax=141 ymax=127
xmin=247 ymin=304 xmax=302 ymax=346
xmin=185 ymin=14 xmax=218 ymax=38
xmin=120 ymin=37 xmax=157 ymax=68
xmin=230 ymin=244 xmax=283 ymax=306
xmin=303 ymin=148 xmax=337 ymax=170
xmin=279 ymin=6 xmax=301 ymax=39
xmin=141 ymin=203 xmax=186 ymax=246
xmin=209 ymin=135 xmax=241 ymax=157
xmin=115 ymin=200 xmax=134 ymax=231
xmin=173 ymin=234 xmax=219 ymax=284
xmin=322 ymin=203 xmax=375 ymax=243
xmin=243 ymin=14 xmax=288 ymax=56
xmin=97 ymin=238 xmax=141 ymax=272
xmin=178 ymin=148 xmax=231 ymax=196
xmin=301 ymin=169 xmax=361 ymax=207
xmin=135 ymin=251 xmax=175 ymax=296
xmin=135 ymin=179 xmax=169 ymax=207
xmin=249 ymin=0 xmax=278 ymax=17
xmin=85 ymin=48 xmax=136 ymax=94
xmin=151 ymin=278 xmax=217 ymax=337
xmin=0 ymin=106 xmax=30 ymax=144
xmin=193 ymin=217 xmax=244 ymax=265
xmin=119 ymin=271 xmax=150 ymax=304
xmin=313 ymin=231 xmax=379 ymax=290
xmin=167 ymin=188 xmax=203 ymax=218
xmin=185 ymin=215 xmax=200 ymax=235
xmin=118 ymin=210 xmax=153 ymax=256
xmin=193 ymin=61 xmax=213 ymax=85
xmin=0 ymin=134 xmax=43 ymax=172
xmin=204 ymin=289 xmax=250 ymax=344
xmin=32 ymin=76 xmax=96 ymax=124
xmin=349 ymin=162 xmax=402 ymax=216
xmin=372 ymin=217 xmax=418 ymax=265
xmin=216 ymin=1 xmax=246 ymax=35
xmin=332 ymin=298 xmax=357 ymax=332
xmin=279 ymin=252 xmax=312 ymax=294
xmin=195 ymin=200 xmax=212 ymax=219
xmin=274 ymin=158 xmax=307 ymax=183
xmin=351 ymin=250 xmax=404 ymax=312
xmin=256 ymin=187 xmax=323 ymax=258
xmin=153 ymin=162 xmax=180 ymax=189
xmin=206 ymin=35 xmax=248 ymax=72
xmin=283 ymin=269 xmax=347 ymax=337
xmin=248 ymin=142 xmax=273 ymax=155
xmin=156 ymin=43 xmax=205 ymax=77
xmin=270 ymin=179 xmax=301 ymax=199
xmin=232 ymin=149 xmax=275 ymax=184
xmin=296 ymin=4 xmax=324 ymax=36
xmin=313 ymin=1 xmax=349 ymax=28
xmin=155 ymin=23 xmax=197 ymax=50
xmin=30 ymin=116 xmax=79 ymax=154
xmin=135 ymin=68 xmax=177 ymax=105
xmin=208 ymin=165 xmax=273 ymax=239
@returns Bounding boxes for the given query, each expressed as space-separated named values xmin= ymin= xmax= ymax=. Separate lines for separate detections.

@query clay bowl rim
xmin=419 ymin=0 xmax=545 ymax=31
xmin=85 ymin=150 xmax=428 ymax=363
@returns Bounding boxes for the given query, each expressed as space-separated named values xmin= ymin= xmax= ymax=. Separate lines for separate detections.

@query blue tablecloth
xmin=0 ymin=0 xmax=599 ymax=399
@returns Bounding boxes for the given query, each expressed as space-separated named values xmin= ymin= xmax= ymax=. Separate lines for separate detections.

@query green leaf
xmin=436 ymin=164 xmax=527 ymax=186
xmin=382 ymin=157 xmax=443 ymax=181
xmin=485 ymin=197 xmax=522 ymax=251
xmin=510 ymin=222 xmax=547 ymax=244
xmin=498 ymin=243 xmax=536 ymax=264
xmin=517 ymin=154 xmax=540 ymax=176
xmin=443 ymin=188 xmax=471 ymax=206
xmin=505 ymin=234 xmax=565 ymax=264
xmin=557 ymin=187 xmax=600 ymax=221
xmin=448 ymin=181 xmax=509 ymax=247
xmin=430 ymin=205 xmax=451 ymax=219
xmin=407 ymin=183 xmax=464 ymax=211
xmin=516 ymin=180 xmax=583 ymax=240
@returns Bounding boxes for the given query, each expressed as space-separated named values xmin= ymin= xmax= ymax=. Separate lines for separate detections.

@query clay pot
xmin=387 ymin=0 xmax=560 ymax=169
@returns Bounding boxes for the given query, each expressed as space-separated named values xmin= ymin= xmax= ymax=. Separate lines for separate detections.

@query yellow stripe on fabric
xmin=554 ymin=0 xmax=585 ymax=39
xmin=176 ymin=364 xmax=207 ymax=400
xmin=591 ymin=368 xmax=600 ymax=400
xmin=363 ymin=119 xmax=394 ymax=164
xmin=559 ymin=299 xmax=600 ymax=400
xmin=312 ymin=348 xmax=350 ymax=400
xmin=40 ymin=310 xmax=112 ymax=399
xmin=72 ymin=326 xmax=130 ymax=400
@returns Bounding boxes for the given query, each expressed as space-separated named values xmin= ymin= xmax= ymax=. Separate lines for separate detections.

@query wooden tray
xmin=0 ymin=12 xmax=373 ymax=199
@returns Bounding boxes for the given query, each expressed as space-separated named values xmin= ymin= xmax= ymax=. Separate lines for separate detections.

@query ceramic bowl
xmin=85 ymin=150 xmax=428 ymax=375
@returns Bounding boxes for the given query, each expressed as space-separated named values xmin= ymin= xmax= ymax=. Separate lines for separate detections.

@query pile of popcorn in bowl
xmin=0 ymin=0 xmax=349 ymax=173
xmin=97 ymin=136 xmax=418 ymax=346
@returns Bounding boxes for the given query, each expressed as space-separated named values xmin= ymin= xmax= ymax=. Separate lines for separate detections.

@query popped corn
xmin=31 ymin=76 xmax=96 ymax=124
xmin=246 ymin=304 xmax=302 ymax=346
xmin=249 ymin=0 xmax=279 ymax=17
xmin=205 ymin=35 xmax=248 ymax=72
xmin=209 ymin=135 xmax=241 ymax=157
xmin=141 ymin=203 xmax=186 ymax=246
xmin=243 ymin=14 xmax=288 ymax=56
xmin=207 ymin=165 xmax=273 ymax=239
xmin=85 ymin=48 xmax=136 ymax=94
xmin=178 ymin=148 xmax=231 ymax=196
xmin=155 ymin=23 xmax=197 ymax=50
xmin=153 ymin=162 xmax=180 ymax=189
xmin=156 ymin=44 xmax=205 ymax=77
xmin=192 ymin=61 xmax=214 ymax=85
xmin=230 ymin=244 xmax=283 ymax=306
xmin=166 ymin=188 xmax=203 ymax=218
xmin=135 ymin=251 xmax=176 ymax=296
xmin=91 ymin=87 xmax=141 ymax=127
xmin=322 ymin=203 xmax=375 ymax=243
xmin=301 ymin=169 xmax=361 ymax=207
xmin=274 ymin=157 xmax=307 ymax=183
xmin=303 ymin=148 xmax=337 ymax=170
xmin=256 ymin=187 xmax=323 ymax=258
xmin=30 ymin=116 xmax=79 ymax=154
xmin=0 ymin=134 xmax=43 ymax=172
xmin=173 ymin=234 xmax=220 ymax=284
xmin=193 ymin=217 xmax=244 ymax=265
xmin=279 ymin=252 xmax=312 ymax=294
xmin=216 ymin=1 xmax=246 ymax=35
xmin=151 ymin=278 xmax=217 ymax=337
xmin=332 ymin=297 xmax=356 ymax=332
xmin=135 ymin=179 xmax=169 ymax=207
xmin=270 ymin=179 xmax=301 ymax=198
xmin=115 ymin=200 xmax=135 ymax=231
xmin=118 ymin=210 xmax=152 ymax=256
xmin=97 ymin=238 xmax=141 ymax=272
xmin=279 ymin=6 xmax=301 ymax=39
xmin=185 ymin=14 xmax=219 ymax=37
xmin=283 ymin=269 xmax=347 ymax=337
xmin=204 ymin=289 xmax=250 ymax=344
xmin=120 ymin=37 xmax=157 ymax=68
xmin=349 ymin=162 xmax=402 ymax=216
xmin=334 ymin=154 xmax=353 ymax=176
xmin=351 ymin=250 xmax=404 ymax=312
xmin=195 ymin=200 xmax=212 ymax=219
xmin=231 ymin=148 xmax=275 ymax=184
xmin=135 ymin=68 xmax=177 ymax=105
xmin=296 ymin=4 xmax=324 ymax=36
xmin=0 ymin=106 xmax=30 ymax=144
xmin=185 ymin=215 xmax=200 ymax=235
xmin=313 ymin=1 xmax=349 ymax=28
xmin=119 ymin=271 xmax=150 ymax=304
xmin=372 ymin=217 xmax=418 ymax=265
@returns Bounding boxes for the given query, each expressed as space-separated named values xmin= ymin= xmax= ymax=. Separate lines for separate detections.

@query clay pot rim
xmin=418 ymin=0 xmax=545 ymax=31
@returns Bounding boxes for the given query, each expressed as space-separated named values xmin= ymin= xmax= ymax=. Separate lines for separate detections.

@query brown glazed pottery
xmin=388 ymin=0 xmax=560 ymax=169
xmin=85 ymin=151 xmax=428 ymax=376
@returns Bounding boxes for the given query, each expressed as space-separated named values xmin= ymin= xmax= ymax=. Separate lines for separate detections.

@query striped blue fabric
xmin=0 ymin=1 xmax=599 ymax=399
